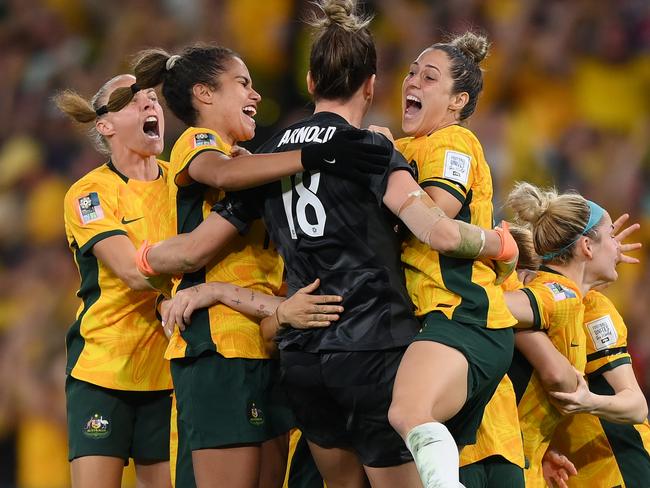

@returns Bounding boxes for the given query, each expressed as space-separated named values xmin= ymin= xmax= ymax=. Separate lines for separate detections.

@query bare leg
xmin=259 ymin=433 xmax=290 ymax=488
xmin=192 ymin=446 xmax=260 ymax=488
xmin=388 ymin=341 xmax=469 ymax=488
xmin=307 ymin=441 xmax=369 ymax=488
xmin=364 ymin=462 xmax=423 ymax=488
xmin=134 ymin=460 xmax=172 ymax=488
xmin=71 ymin=456 xmax=124 ymax=488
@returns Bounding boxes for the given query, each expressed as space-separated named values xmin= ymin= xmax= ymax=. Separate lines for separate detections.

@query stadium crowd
xmin=0 ymin=0 xmax=649 ymax=487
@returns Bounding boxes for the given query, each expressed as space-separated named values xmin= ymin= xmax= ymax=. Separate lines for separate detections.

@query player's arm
xmin=93 ymin=235 xmax=159 ymax=291
xmin=162 ymin=279 xmax=343 ymax=333
xmin=382 ymin=170 xmax=517 ymax=264
xmin=137 ymin=212 xmax=239 ymax=276
xmin=504 ymin=289 xmax=535 ymax=326
xmin=188 ymin=129 xmax=391 ymax=191
xmin=549 ymin=364 xmax=648 ymax=423
xmin=515 ymin=329 xmax=578 ymax=393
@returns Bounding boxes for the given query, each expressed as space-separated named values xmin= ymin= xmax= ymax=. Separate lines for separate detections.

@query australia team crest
xmin=83 ymin=413 xmax=110 ymax=438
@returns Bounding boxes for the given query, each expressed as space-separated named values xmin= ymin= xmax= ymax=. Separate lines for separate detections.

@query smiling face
xmin=97 ymin=75 xmax=165 ymax=157
xmin=204 ymin=56 xmax=260 ymax=145
xmin=401 ymin=48 xmax=466 ymax=137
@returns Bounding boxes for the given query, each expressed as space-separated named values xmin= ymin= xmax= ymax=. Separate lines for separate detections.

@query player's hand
xmin=493 ymin=221 xmax=519 ymax=285
xmin=161 ymin=283 xmax=222 ymax=332
xmin=612 ymin=213 xmax=641 ymax=265
xmin=542 ymin=448 xmax=577 ymax=488
xmin=159 ymin=299 xmax=174 ymax=339
xmin=368 ymin=125 xmax=395 ymax=143
xmin=276 ymin=279 xmax=343 ymax=329
xmin=549 ymin=368 xmax=594 ymax=415
xmin=301 ymin=128 xmax=392 ymax=186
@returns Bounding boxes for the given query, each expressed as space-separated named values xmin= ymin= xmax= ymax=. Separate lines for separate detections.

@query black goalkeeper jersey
xmin=214 ymin=112 xmax=420 ymax=352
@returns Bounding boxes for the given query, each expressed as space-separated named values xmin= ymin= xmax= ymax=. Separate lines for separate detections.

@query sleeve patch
xmin=443 ymin=150 xmax=471 ymax=186
xmin=544 ymin=282 xmax=577 ymax=301
xmin=77 ymin=192 xmax=104 ymax=224
xmin=586 ymin=314 xmax=618 ymax=351
xmin=192 ymin=132 xmax=217 ymax=148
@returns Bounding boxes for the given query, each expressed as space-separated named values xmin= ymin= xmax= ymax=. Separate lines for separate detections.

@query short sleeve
xmin=173 ymin=129 xmax=229 ymax=187
xmin=583 ymin=292 xmax=631 ymax=376
xmin=419 ymin=142 xmax=476 ymax=205
xmin=212 ymin=189 xmax=262 ymax=235
xmin=64 ymin=181 xmax=126 ymax=255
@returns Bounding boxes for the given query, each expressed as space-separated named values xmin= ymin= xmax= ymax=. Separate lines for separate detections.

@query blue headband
xmin=541 ymin=200 xmax=605 ymax=261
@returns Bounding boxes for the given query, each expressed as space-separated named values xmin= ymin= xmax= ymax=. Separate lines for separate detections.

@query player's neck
xmin=546 ymin=260 xmax=588 ymax=296
xmin=313 ymin=97 xmax=366 ymax=129
xmin=110 ymin=148 xmax=159 ymax=181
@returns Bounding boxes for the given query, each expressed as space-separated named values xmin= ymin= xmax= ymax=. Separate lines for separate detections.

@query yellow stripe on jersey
xmin=460 ymin=375 xmax=525 ymax=468
xmin=551 ymin=290 xmax=650 ymax=487
xmin=397 ymin=125 xmax=515 ymax=329
xmin=513 ymin=269 xmax=586 ymax=487
xmin=164 ymin=127 xmax=284 ymax=360
xmin=63 ymin=160 xmax=172 ymax=391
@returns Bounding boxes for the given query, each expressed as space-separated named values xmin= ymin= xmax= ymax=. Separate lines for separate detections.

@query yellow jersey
xmin=397 ymin=125 xmax=515 ymax=329
xmin=509 ymin=267 xmax=586 ymax=487
xmin=165 ymin=127 xmax=284 ymax=360
xmin=460 ymin=375 xmax=525 ymax=469
xmin=63 ymin=160 xmax=172 ymax=391
xmin=552 ymin=291 xmax=650 ymax=487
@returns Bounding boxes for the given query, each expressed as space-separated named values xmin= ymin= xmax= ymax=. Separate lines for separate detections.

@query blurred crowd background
xmin=0 ymin=0 xmax=649 ymax=486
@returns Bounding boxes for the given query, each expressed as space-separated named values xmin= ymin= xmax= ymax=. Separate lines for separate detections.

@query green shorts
xmin=460 ymin=455 xmax=525 ymax=488
xmin=414 ymin=313 xmax=514 ymax=445
xmin=170 ymin=351 xmax=294 ymax=450
xmin=65 ymin=375 xmax=172 ymax=462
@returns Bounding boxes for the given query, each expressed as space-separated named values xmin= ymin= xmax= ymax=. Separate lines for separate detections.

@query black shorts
xmin=279 ymin=348 xmax=411 ymax=468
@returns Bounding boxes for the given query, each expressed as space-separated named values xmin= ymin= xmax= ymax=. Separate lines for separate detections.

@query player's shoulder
xmin=65 ymin=163 xmax=116 ymax=199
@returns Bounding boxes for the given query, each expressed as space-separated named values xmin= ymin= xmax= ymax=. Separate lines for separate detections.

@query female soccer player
xmin=502 ymin=182 xmax=621 ymax=487
xmin=124 ymin=43 xmax=390 ymax=488
xmin=57 ymin=75 xmax=173 ymax=488
xmin=135 ymin=2 xmax=517 ymax=487
xmin=386 ymin=32 xmax=519 ymax=488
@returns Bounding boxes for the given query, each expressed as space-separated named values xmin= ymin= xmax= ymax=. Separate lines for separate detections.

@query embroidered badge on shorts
xmin=192 ymin=132 xmax=217 ymax=148
xmin=83 ymin=413 xmax=110 ymax=438
xmin=545 ymin=282 xmax=577 ymax=301
xmin=248 ymin=402 xmax=264 ymax=426
xmin=77 ymin=192 xmax=104 ymax=225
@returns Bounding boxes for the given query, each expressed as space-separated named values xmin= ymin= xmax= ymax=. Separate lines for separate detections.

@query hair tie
xmin=166 ymin=55 xmax=181 ymax=71
xmin=130 ymin=83 xmax=141 ymax=94
xmin=95 ymin=105 xmax=108 ymax=117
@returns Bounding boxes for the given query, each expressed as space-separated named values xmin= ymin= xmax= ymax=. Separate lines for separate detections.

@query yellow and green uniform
xmin=164 ymin=127 xmax=284 ymax=361
xmin=552 ymin=291 xmax=650 ymax=487
xmin=509 ymin=267 xmax=586 ymax=487
xmin=63 ymin=160 xmax=172 ymax=391
xmin=397 ymin=125 xmax=516 ymax=329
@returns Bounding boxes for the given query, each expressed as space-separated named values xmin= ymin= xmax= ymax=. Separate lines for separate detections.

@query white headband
xmin=166 ymin=55 xmax=181 ymax=71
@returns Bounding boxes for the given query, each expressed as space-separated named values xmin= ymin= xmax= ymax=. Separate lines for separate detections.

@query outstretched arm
xmin=187 ymin=129 xmax=391 ymax=191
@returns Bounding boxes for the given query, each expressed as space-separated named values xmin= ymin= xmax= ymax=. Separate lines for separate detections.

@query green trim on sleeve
xmin=587 ymin=346 xmax=628 ymax=363
xmin=587 ymin=356 xmax=632 ymax=378
xmin=78 ymin=230 xmax=128 ymax=256
xmin=421 ymin=179 xmax=466 ymax=204
xmin=521 ymin=288 xmax=542 ymax=330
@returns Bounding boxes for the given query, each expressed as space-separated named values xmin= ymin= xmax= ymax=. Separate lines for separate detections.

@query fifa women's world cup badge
xmin=83 ymin=413 xmax=110 ymax=438
xmin=248 ymin=402 xmax=264 ymax=426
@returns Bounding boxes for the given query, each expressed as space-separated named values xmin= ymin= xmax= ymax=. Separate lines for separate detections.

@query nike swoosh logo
xmin=570 ymin=342 xmax=580 ymax=347
xmin=121 ymin=216 xmax=144 ymax=225
xmin=324 ymin=158 xmax=336 ymax=164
